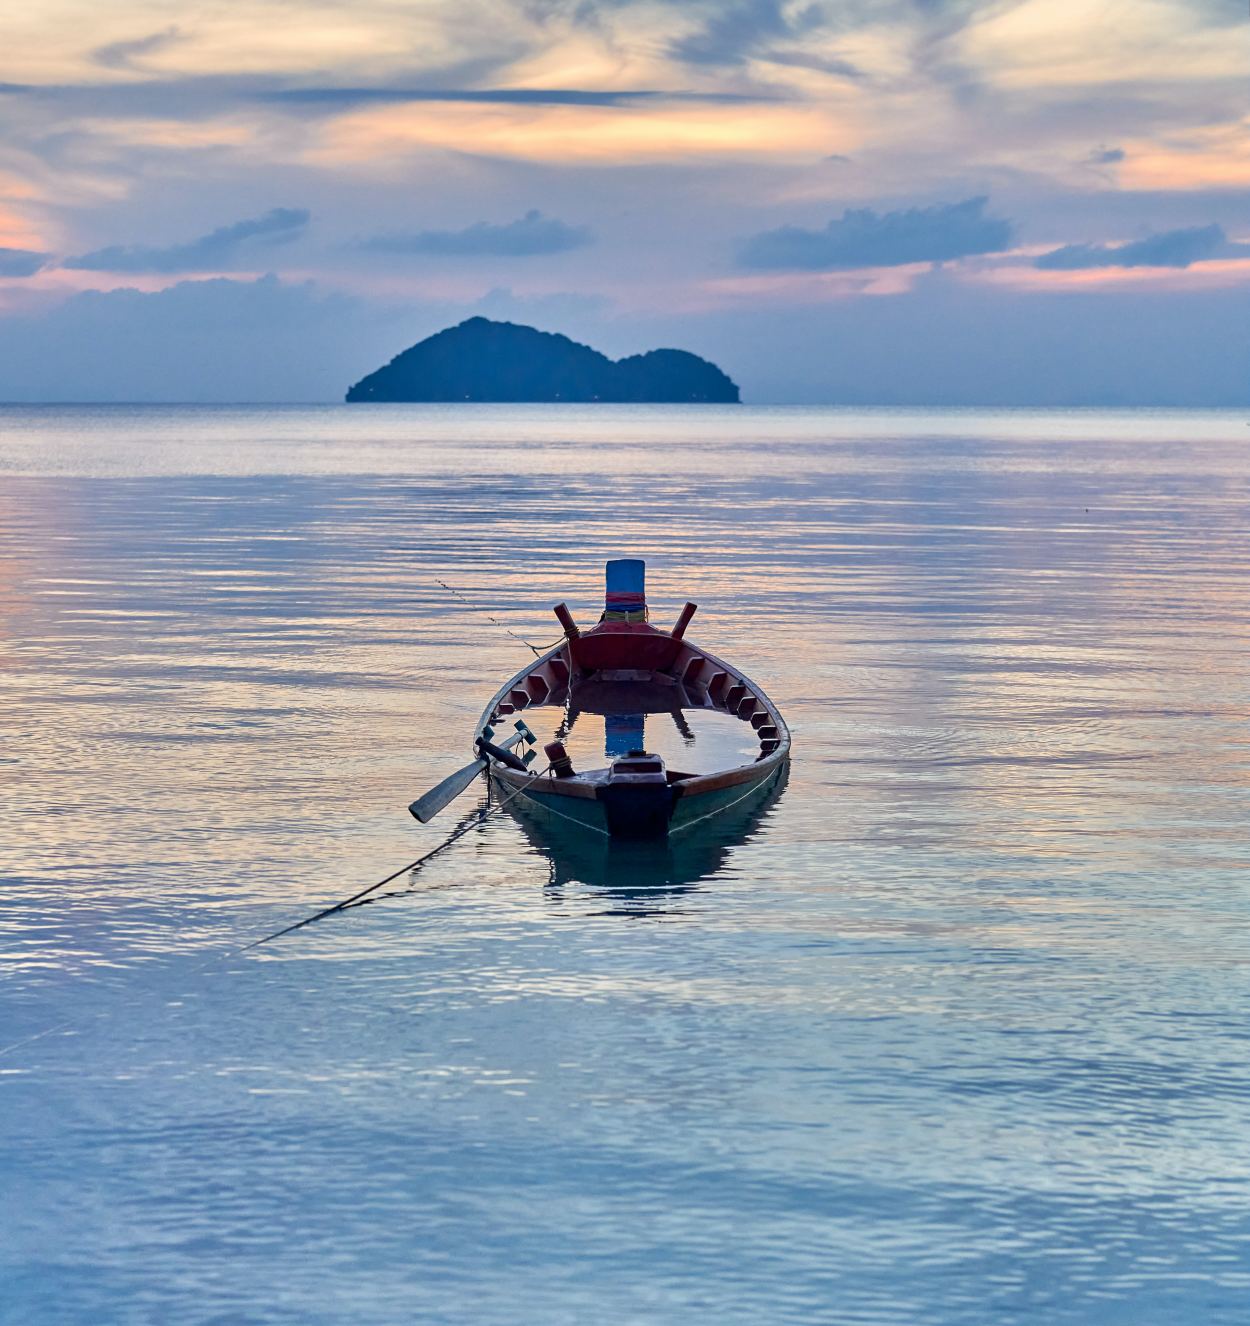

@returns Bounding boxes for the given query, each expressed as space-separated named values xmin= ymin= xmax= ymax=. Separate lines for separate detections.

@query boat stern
xmin=597 ymin=751 xmax=674 ymax=839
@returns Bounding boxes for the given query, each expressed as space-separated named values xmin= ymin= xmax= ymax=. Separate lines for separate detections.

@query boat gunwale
xmin=473 ymin=631 xmax=791 ymax=802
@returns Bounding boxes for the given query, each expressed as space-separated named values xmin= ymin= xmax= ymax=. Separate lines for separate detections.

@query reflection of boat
xmin=509 ymin=762 xmax=789 ymax=898
xmin=476 ymin=559 xmax=791 ymax=840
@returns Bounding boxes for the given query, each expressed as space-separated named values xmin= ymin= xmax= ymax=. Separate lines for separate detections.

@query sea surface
xmin=1 ymin=404 xmax=1248 ymax=1325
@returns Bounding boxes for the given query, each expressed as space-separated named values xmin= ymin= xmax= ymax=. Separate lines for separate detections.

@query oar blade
xmin=409 ymin=759 xmax=485 ymax=822
xmin=409 ymin=730 xmax=530 ymax=823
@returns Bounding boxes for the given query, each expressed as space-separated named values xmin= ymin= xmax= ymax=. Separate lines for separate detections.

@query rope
xmin=2 ymin=574 xmax=567 ymax=1060
xmin=434 ymin=577 xmax=547 ymax=655
xmin=0 ymin=763 xmax=550 ymax=1058
xmin=241 ymin=762 xmax=549 ymax=950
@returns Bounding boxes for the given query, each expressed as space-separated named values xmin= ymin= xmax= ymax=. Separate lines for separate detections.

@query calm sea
xmin=2 ymin=405 xmax=1248 ymax=1325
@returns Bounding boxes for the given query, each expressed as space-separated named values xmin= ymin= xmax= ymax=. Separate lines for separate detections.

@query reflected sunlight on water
xmin=1 ymin=405 xmax=1249 ymax=1325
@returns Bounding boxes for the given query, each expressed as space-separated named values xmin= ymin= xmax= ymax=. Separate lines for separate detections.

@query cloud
xmin=1089 ymin=146 xmax=1126 ymax=165
xmin=473 ymin=286 xmax=612 ymax=324
xmin=360 ymin=210 xmax=592 ymax=257
xmin=0 ymin=270 xmax=1246 ymax=407
xmin=1034 ymin=223 xmax=1250 ymax=270
xmin=655 ymin=270 xmax=1250 ymax=406
xmin=672 ymin=0 xmax=796 ymax=66
xmin=0 ymin=77 xmax=774 ymax=132
xmin=262 ymin=85 xmax=770 ymax=111
xmin=664 ymin=0 xmax=853 ymax=72
xmin=739 ymin=197 xmax=1014 ymax=271
xmin=0 ymin=247 xmax=49 ymax=277
xmin=63 ymin=208 xmax=310 ymax=274
xmin=91 ymin=26 xmax=183 ymax=70
xmin=756 ymin=48 xmax=863 ymax=79
xmin=0 ymin=275 xmax=419 ymax=403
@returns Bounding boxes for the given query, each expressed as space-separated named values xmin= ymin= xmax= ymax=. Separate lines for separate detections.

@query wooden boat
xmin=470 ymin=559 xmax=791 ymax=840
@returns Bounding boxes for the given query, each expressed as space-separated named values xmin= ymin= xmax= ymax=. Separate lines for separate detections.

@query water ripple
xmin=2 ymin=406 xmax=1249 ymax=1324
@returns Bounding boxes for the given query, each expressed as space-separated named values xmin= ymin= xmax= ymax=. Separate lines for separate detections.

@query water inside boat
xmin=519 ymin=703 xmax=761 ymax=780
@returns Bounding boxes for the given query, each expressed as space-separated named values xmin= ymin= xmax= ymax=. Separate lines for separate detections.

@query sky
xmin=0 ymin=0 xmax=1246 ymax=404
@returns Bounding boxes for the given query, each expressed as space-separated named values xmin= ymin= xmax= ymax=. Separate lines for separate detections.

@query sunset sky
xmin=0 ymin=0 xmax=1246 ymax=402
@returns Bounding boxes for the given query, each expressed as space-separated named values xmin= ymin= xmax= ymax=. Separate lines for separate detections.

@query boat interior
xmin=485 ymin=647 xmax=784 ymax=779
xmin=478 ymin=560 xmax=786 ymax=784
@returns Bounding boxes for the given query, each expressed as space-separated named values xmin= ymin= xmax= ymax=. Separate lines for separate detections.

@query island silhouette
xmin=345 ymin=317 xmax=740 ymax=403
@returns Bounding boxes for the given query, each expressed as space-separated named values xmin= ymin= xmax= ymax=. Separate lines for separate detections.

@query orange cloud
xmin=306 ymin=100 xmax=837 ymax=168
xmin=85 ymin=117 xmax=258 ymax=151
xmin=0 ymin=202 xmax=44 ymax=250
xmin=960 ymin=0 xmax=1247 ymax=90
xmin=1118 ymin=123 xmax=1250 ymax=191
xmin=696 ymin=263 xmax=932 ymax=308
xmin=972 ymin=257 xmax=1250 ymax=292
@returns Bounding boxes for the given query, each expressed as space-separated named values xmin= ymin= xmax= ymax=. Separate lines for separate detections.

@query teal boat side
xmin=669 ymin=760 xmax=787 ymax=835
xmin=493 ymin=773 xmax=611 ymax=836
xmin=491 ymin=753 xmax=788 ymax=841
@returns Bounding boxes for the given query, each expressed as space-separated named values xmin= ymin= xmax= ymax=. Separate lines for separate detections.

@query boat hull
xmin=472 ymin=581 xmax=791 ymax=842
xmin=491 ymin=753 xmax=788 ymax=840
xmin=508 ymin=763 xmax=789 ymax=893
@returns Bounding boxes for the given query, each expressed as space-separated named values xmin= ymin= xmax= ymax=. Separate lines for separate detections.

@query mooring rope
xmin=1 ymin=579 xmax=564 ymax=1062
xmin=434 ymin=576 xmax=552 ymax=655
xmin=240 ymin=764 xmax=547 ymax=950
xmin=0 ymin=764 xmax=548 ymax=1059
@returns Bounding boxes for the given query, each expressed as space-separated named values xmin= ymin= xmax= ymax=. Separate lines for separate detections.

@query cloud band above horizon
xmin=0 ymin=0 xmax=1245 ymax=404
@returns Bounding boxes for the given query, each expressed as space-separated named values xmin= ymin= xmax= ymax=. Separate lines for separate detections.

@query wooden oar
xmin=409 ymin=729 xmax=530 ymax=823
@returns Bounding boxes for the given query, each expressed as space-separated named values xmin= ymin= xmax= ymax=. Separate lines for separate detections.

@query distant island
xmin=345 ymin=317 xmax=740 ymax=403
